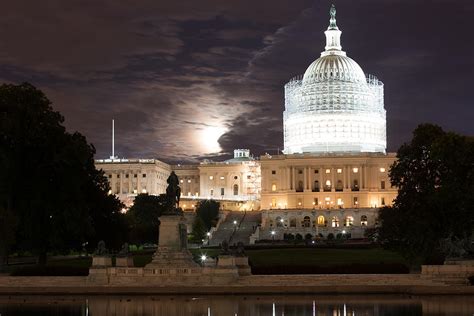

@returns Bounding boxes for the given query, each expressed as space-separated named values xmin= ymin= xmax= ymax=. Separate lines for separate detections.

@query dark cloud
xmin=0 ymin=0 xmax=473 ymax=163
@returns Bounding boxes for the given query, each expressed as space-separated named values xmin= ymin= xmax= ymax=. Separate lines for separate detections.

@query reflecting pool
xmin=0 ymin=295 xmax=473 ymax=316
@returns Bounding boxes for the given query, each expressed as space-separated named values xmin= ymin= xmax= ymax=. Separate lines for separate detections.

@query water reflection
xmin=0 ymin=295 xmax=473 ymax=316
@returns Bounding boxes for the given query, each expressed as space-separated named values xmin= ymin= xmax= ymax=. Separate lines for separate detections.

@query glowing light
xmin=353 ymin=168 xmax=359 ymax=173
xmin=201 ymin=255 xmax=207 ymax=261
xmin=199 ymin=126 xmax=227 ymax=154
xmin=380 ymin=167 xmax=386 ymax=172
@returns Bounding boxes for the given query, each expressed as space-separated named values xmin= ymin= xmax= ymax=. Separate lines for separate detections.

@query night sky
xmin=1 ymin=0 xmax=473 ymax=163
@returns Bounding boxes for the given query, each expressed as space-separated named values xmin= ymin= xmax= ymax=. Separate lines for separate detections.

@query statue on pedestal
xmin=163 ymin=171 xmax=182 ymax=215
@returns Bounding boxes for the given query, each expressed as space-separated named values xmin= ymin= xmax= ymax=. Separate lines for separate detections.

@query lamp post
xmin=271 ymin=230 xmax=276 ymax=242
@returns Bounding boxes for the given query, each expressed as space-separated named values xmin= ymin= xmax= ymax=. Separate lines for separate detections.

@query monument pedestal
xmin=146 ymin=214 xmax=197 ymax=268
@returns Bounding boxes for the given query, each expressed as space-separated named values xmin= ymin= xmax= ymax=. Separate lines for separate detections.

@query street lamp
xmin=271 ymin=230 xmax=276 ymax=241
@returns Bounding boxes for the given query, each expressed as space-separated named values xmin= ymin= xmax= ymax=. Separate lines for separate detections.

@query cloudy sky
xmin=1 ymin=0 xmax=473 ymax=163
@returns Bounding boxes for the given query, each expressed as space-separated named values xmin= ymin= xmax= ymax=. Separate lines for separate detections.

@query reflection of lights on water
xmin=313 ymin=300 xmax=316 ymax=316
xmin=208 ymin=306 xmax=211 ymax=316
xmin=272 ymin=302 xmax=275 ymax=316
xmin=85 ymin=299 xmax=89 ymax=316
xmin=343 ymin=303 xmax=347 ymax=316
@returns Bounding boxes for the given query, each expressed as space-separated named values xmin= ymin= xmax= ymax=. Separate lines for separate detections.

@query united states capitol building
xmin=96 ymin=6 xmax=396 ymax=241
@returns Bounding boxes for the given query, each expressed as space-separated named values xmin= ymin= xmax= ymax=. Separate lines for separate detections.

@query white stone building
xmin=95 ymin=158 xmax=171 ymax=206
xmin=256 ymin=5 xmax=395 ymax=240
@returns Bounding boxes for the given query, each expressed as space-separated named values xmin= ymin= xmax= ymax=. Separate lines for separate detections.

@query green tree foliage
xmin=191 ymin=216 xmax=207 ymax=243
xmin=195 ymin=200 xmax=220 ymax=230
xmin=0 ymin=83 xmax=125 ymax=264
xmin=378 ymin=124 xmax=474 ymax=263
xmin=127 ymin=193 xmax=166 ymax=244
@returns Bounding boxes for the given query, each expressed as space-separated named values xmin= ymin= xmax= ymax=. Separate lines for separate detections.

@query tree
xmin=0 ymin=83 xmax=125 ymax=264
xmin=0 ymin=206 xmax=17 ymax=271
xmin=191 ymin=217 xmax=207 ymax=244
xmin=127 ymin=194 xmax=166 ymax=244
xmin=378 ymin=124 xmax=474 ymax=263
xmin=195 ymin=200 xmax=220 ymax=230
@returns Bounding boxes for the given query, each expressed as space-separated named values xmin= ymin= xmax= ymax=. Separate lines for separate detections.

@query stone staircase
xmin=209 ymin=211 xmax=261 ymax=246
xmin=230 ymin=212 xmax=261 ymax=245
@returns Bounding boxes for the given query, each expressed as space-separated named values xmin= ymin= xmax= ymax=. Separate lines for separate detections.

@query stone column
xmin=319 ymin=168 xmax=323 ymax=191
xmin=291 ymin=167 xmax=295 ymax=190
xmin=303 ymin=167 xmax=307 ymax=191
xmin=308 ymin=166 xmax=312 ymax=190
xmin=364 ymin=165 xmax=368 ymax=189
xmin=331 ymin=168 xmax=335 ymax=191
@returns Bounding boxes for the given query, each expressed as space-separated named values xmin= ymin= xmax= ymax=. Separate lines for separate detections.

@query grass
xmin=246 ymin=248 xmax=407 ymax=267
xmin=6 ymin=247 xmax=410 ymax=275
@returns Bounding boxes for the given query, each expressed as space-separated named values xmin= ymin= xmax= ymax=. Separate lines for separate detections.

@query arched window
xmin=332 ymin=216 xmax=340 ymax=228
xmin=271 ymin=183 xmax=277 ymax=191
xmin=303 ymin=216 xmax=311 ymax=228
xmin=361 ymin=215 xmax=368 ymax=226
xmin=336 ymin=180 xmax=343 ymax=191
xmin=317 ymin=215 xmax=325 ymax=226
xmin=233 ymin=184 xmax=238 ymax=196
xmin=345 ymin=216 xmax=354 ymax=227
xmin=324 ymin=180 xmax=331 ymax=192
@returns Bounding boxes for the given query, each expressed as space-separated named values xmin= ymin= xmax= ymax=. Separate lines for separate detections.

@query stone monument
xmin=146 ymin=171 xmax=197 ymax=268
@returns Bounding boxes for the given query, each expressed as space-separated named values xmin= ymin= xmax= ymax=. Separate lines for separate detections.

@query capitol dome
xmin=283 ymin=5 xmax=386 ymax=155
xmin=302 ymin=54 xmax=367 ymax=85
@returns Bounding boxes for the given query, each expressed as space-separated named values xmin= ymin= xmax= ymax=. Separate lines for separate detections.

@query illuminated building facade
xmin=256 ymin=5 xmax=395 ymax=240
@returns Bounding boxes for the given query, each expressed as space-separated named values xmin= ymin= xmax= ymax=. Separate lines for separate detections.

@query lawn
xmin=6 ymin=248 xmax=410 ymax=275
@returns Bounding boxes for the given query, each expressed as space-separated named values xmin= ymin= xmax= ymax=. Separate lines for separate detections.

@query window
xmin=353 ymin=197 xmax=358 ymax=206
xmin=220 ymin=176 xmax=225 ymax=180
xmin=337 ymin=168 xmax=342 ymax=173
xmin=336 ymin=180 xmax=343 ymax=191
xmin=353 ymin=167 xmax=359 ymax=173
xmin=303 ymin=216 xmax=311 ymax=228
xmin=271 ymin=198 xmax=276 ymax=207
xmin=220 ymin=188 xmax=224 ymax=196
xmin=276 ymin=216 xmax=283 ymax=227
xmin=314 ymin=170 xmax=319 ymax=174
xmin=134 ymin=174 xmax=137 ymax=178
xmin=234 ymin=176 xmax=238 ymax=180
xmin=271 ymin=183 xmax=277 ymax=191
xmin=337 ymin=198 xmax=343 ymax=206
xmin=381 ymin=181 xmax=385 ymax=190
xmin=352 ymin=180 xmax=359 ymax=191
xmin=180 ymin=179 xmax=184 ymax=183
xmin=381 ymin=197 xmax=386 ymax=205
xmin=210 ymin=189 xmax=214 ymax=196
xmin=297 ymin=181 xmax=304 ymax=192
xmin=125 ymin=174 xmax=129 ymax=178
xmin=290 ymin=218 xmax=296 ymax=227
xmin=361 ymin=215 xmax=368 ymax=226
xmin=313 ymin=198 xmax=319 ymax=206
xmin=247 ymin=175 xmax=251 ymax=179
xmin=332 ymin=216 xmax=340 ymax=228
xmin=117 ymin=174 xmax=120 ymax=178
xmin=187 ymin=179 xmax=191 ymax=183
xmin=233 ymin=184 xmax=239 ymax=196
xmin=324 ymin=180 xmax=331 ymax=192
xmin=108 ymin=174 xmax=112 ymax=178
xmin=380 ymin=167 xmax=386 ymax=173
xmin=209 ymin=176 xmax=214 ymax=180
xmin=298 ymin=170 xmax=303 ymax=174
xmin=142 ymin=174 xmax=146 ymax=178
xmin=325 ymin=169 xmax=331 ymax=174
xmin=313 ymin=180 xmax=320 ymax=192
xmin=345 ymin=216 xmax=354 ymax=227
xmin=271 ymin=170 xmax=276 ymax=175
xmin=317 ymin=216 xmax=325 ymax=226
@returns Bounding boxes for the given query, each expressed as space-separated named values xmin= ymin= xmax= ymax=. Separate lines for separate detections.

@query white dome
xmin=302 ymin=54 xmax=367 ymax=85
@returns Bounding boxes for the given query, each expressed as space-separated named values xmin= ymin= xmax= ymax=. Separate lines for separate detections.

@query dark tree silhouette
xmin=378 ymin=124 xmax=474 ymax=263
